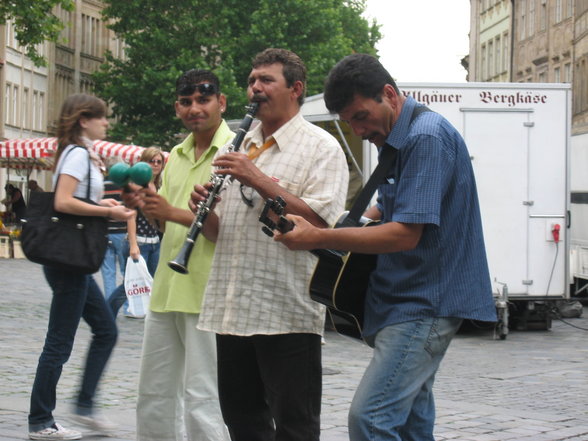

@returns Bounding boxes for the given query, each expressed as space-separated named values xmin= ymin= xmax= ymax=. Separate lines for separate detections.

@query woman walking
xmin=28 ymin=94 xmax=133 ymax=440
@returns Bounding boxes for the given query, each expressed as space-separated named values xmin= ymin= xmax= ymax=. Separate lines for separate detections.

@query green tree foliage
xmin=0 ymin=0 xmax=74 ymax=66
xmin=93 ymin=0 xmax=380 ymax=149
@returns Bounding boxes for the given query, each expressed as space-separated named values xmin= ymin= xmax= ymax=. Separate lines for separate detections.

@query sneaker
xmin=29 ymin=423 xmax=82 ymax=440
xmin=70 ymin=413 xmax=117 ymax=434
xmin=124 ymin=312 xmax=145 ymax=319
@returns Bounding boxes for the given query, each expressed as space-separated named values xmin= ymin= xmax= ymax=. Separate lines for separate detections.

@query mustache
xmin=251 ymin=94 xmax=268 ymax=103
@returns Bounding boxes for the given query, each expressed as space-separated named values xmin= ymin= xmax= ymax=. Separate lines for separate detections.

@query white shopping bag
xmin=124 ymin=255 xmax=152 ymax=317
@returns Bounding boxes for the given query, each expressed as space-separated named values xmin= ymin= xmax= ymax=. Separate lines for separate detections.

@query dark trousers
xmin=28 ymin=267 xmax=118 ymax=431
xmin=216 ymin=333 xmax=322 ymax=441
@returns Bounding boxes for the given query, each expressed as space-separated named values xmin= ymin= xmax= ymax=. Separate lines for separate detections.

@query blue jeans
xmin=138 ymin=242 xmax=160 ymax=276
xmin=28 ymin=267 xmax=118 ymax=432
xmin=108 ymin=242 xmax=160 ymax=317
xmin=100 ymin=233 xmax=127 ymax=298
xmin=348 ymin=318 xmax=462 ymax=441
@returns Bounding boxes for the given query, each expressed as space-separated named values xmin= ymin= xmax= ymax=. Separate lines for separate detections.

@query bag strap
xmin=343 ymin=105 xmax=431 ymax=226
xmin=54 ymin=145 xmax=92 ymax=200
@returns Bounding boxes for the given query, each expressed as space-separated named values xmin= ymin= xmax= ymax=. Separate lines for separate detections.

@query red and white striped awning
xmin=0 ymin=137 xmax=165 ymax=170
xmin=0 ymin=137 xmax=56 ymax=170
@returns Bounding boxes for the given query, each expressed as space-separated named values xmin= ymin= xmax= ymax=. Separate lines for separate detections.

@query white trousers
xmin=136 ymin=311 xmax=229 ymax=441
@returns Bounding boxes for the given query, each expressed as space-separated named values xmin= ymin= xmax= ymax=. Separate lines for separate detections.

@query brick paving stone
xmin=2 ymin=258 xmax=588 ymax=441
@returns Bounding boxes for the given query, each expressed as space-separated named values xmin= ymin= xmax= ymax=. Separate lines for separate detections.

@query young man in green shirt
xmin=135 ymin=69 xmax=232 ymax=441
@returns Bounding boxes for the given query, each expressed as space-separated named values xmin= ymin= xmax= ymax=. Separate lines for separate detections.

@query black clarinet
xmin=168 ymin=102 xmax=259 ymax=274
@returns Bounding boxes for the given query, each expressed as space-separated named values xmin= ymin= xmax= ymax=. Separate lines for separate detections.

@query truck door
xmin=463 ymin=109 xmax=533 ymax=295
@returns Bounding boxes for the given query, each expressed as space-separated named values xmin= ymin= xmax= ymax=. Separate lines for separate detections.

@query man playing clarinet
xmin=190 ymin=48 xmax=349 ymax=441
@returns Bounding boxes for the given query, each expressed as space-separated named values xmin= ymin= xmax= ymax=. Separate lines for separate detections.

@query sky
xmin=363 ymin=0 xmax=471 ymax=83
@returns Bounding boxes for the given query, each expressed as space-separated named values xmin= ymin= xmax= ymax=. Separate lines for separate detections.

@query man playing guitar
xmin=275 ymin=54 xmax=497 ymax=441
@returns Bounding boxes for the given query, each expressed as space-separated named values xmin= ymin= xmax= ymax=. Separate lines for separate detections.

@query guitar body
xmin=309 ymin=213 xmax=379 ymax=340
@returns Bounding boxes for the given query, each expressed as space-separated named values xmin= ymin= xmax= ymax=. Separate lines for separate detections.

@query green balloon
xmin=129 ymin=162 xmax=153 ymax=187
xmin=108 ymin=162 xmax=130 ymax=186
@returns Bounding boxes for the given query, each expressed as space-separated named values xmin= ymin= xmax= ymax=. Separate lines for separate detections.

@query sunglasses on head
xmin=177 ymin=82 xmax=217 ymax=97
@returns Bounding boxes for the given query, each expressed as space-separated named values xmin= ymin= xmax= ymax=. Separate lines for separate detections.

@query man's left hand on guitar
xmin=274 ymin=214 xmax=322 ymax=250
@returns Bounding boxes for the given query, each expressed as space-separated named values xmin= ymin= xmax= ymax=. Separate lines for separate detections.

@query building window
xmin=555 ymin=0 xmax=562 ymax=22
xmin=502 ymin=32 xmax=509 ymax=74
xmin=554 ymin=66 xmax=561 ymax=82
xmin=81 ymin=14 xmax=102 ymax=57
xmin=32 ymin=91 xmax=38 ymax=131
xmin=38 ymin=92 xmax=45 ymax=132
xmin=520 ymin=1 xmax=527 ymax=40
xmin=35 ymin=41 xmax=46 ymax=59
xmin=23 ymin=88 xmax=30 ymax=129
xmin=495 ymin=35 xmax=502 ymax=74
xmin=583 ymin=59 xmax=588 ymax=113
xmin=529 ymin=0 xmax=535 ymax=36
xmin=12 ymin=85 xmax=19 ymax=126
xmin=566 ymin=0 xmax=573 ymax=18
xmin=488 ymin=40 xmax=494 ymax=78
xmin=538 ymin=71 xmax=546 ymax=82
xmin=6 ymin=20 xmax=18 ymax=49
xmin=80 ymin=79 xmax=93 ymax=95
xmin=573 ymin=59 xmax=587 ymax=114
xmin=540 ymin=0 xmax=547 ymax=31
xmin=56 ymin=5 xmax=74 ymax=46
xmin=112 ymin=37 xmax=127 ymax=60
xmin=4 ymin=85 xmax=10 ymax=125
xmin=32 ymin=91 xmax=45 ymax=132
xmin=481 ymin=43 xmax=487 ymax=80
xmin=564 ymin=63 xmax=572 ymax=82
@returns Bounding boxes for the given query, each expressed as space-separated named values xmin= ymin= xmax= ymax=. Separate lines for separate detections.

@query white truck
xmin=570 ymin=131 xmax=588 ymax=296
xmin=301 ymin=82 xmax=572 ymax=337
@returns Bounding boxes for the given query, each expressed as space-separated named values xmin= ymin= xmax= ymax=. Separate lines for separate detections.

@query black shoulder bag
xmin=21 ymin=146 xmax=108 ymax=274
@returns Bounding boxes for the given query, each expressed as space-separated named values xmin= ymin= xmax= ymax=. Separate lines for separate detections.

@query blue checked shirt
xmin=364 ymin=96 xmax=497 ymax=339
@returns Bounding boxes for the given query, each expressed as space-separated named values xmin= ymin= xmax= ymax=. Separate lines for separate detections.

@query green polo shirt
xmin=150 ymin=120 xmax=234 ymax=313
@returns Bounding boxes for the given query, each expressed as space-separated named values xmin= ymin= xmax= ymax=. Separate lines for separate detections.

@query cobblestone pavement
xmin=2 ymin=258 xmax=588 ymax=441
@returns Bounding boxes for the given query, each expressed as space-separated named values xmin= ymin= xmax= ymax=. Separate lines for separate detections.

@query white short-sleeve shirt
xmin=198 ymin=112 xmax=349 ymax=336
xmin=52 ymin=145 xmax=104 ymax=202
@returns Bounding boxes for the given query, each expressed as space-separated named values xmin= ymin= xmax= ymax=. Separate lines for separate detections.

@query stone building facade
xmin=469 ymin=0 xmax=588 ymax=135
xmin=0 ymin=0 xmax=123 ymax=141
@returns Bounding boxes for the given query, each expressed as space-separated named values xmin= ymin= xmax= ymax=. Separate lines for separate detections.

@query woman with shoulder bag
xmin=28 ymin=94 xmax=134 ymax=440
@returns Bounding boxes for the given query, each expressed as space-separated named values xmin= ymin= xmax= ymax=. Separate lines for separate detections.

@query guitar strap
xmin=343 ymin=105 xmax=431 ymax=226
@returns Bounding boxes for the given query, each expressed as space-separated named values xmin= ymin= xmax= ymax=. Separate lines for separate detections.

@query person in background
xmin=190 ymin=48 xmax=349 ymax=441
xmin=28 ymin=180 xmax=45 ymax=193
xmin=3 ymin=183 xmax=26 ymax=223
xmin=107 ymin=147 xmax=165 ymax=319
xmin=123 ymin=69 xmax=231 ymax=441
xmin=132 ymin=147 xmax=164 ymax=275
xmin=27 ymin=93 xmax=134 ymax=440
xmin=275 ymin=53 xmax=497 ymax=441
xmin=100 ymin=161 xmax=130 ymax=308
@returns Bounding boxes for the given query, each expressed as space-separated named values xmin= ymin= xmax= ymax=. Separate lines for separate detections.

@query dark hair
xmin=324 ymin=54 xmax=399 ymax=113
xmin=252 ymin=48 xmax=307 ymax=105
xmin=176 ymin=69 xmax=220 ymax=96
xmin=54 ymin=93 xmax=107 ymax=168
